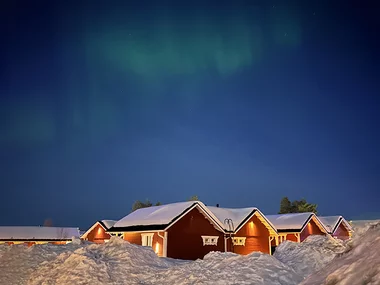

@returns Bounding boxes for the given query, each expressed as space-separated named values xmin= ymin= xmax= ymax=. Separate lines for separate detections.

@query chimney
xmin=216 ymin=203 xmax=219 ymax=208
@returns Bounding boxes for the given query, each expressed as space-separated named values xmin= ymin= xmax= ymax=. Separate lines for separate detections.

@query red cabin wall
xmin=167 ymin=207 xmax=224 ymax=260
xmin=232 ymin=215 xmax=270 ymax=255
xmin=86 ymin=224 xmax=112 ymax=243
xmin=123 ymin=232 xmax=164 ymax=257
xmin=333 ymin=223 xmax=350 ymax=240
xmin=123 ymin=232 xmax=141 ymax=245
xmin=286 ymin=233 xmax=298 ymax=242
xmin=300 ymin=219 xmax=325 ymax=241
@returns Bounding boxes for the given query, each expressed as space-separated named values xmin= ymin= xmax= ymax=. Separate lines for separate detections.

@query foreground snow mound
xmin=351 ymin=219 xmax=380 ymax=237
xmin=155 ymin=251 xmax=302 ymax=285
xmin=301 ymin=222 xmax=380 ymax=285
xmin=274 ymin=235 xmax=346 ymax=278
xmin=28 ymin=239 xmax=300 ymax=285
xmin=0 ymin=243 xmax=81 ymax=285
xmin=28 ymin=237 xmax=175 ymax=285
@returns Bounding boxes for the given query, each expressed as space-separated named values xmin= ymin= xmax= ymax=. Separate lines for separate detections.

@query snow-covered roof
xmin=81 ymin=220 xmax=117 ymax=239
xmin=207 ymin=206 xmax=256 ymax=231
xmin=266 ymin=213 xmax=317 ymax=231
xmin=100 ymin=220 xmax=117 ymax=230
xmin=319 ymin=216 xmax=352 ymax=233
xmin=207 ymin=206 xmax=277 ymax=234
xmin=0 ymin=226 xmax=80 ymax=241
xmin=111 ymin=201 xmax=224 ymax=231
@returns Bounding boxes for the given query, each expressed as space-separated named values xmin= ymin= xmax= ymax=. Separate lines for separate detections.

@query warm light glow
xmin=249 ymin=221 xmax=254 ymax=229
xmin=97 ymin=227 xmax=102 ymax=235
xmin=155 ymin=242 xmax=160 ymax=254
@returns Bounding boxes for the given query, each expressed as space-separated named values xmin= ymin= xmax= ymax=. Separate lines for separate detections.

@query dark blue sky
xmin=1 ymin=1 xmax=379 ymax=229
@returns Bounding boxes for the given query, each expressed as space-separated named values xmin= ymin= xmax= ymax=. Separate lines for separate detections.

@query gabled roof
xmin=81 ymin=220 xmax=117 ymax=239
xmin=207 ymin=206 xmax=277 ymax=235
xmin=319 ymin=216 xmax=353 ymax=234
xmin=99 ymin=220 xmax=117 ymax=230
xmin=266 ymin=213 xmax=328 ymax=233
xmin=109 ymin=201 xmax=225 ymax=232
xmin=0 ymin=226 xmax=80 ymax=241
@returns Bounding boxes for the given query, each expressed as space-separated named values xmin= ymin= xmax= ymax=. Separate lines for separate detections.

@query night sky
xmin=1 ymin=1 xmax=379 ymax=229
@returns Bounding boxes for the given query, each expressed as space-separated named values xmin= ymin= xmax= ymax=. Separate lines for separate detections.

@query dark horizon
xmin=1 ymin=1 xmax=379 ymax=230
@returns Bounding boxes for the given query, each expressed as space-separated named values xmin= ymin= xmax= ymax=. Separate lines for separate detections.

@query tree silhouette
xmin=279 ymin=197 xmax=318 ymax=214
xmin=188 ymin=195 xmax=199 ymax=201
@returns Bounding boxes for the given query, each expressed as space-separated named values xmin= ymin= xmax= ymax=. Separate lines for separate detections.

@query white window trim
xmin=110 ymin=232 xmax=123 ymax=238
xmin=233 ymin=237 xmax=246 ymax=246
xmin=141 ymin=233 xmax=154 ymax=247
xmin=201 ymin=236 xmax=219 ymax=246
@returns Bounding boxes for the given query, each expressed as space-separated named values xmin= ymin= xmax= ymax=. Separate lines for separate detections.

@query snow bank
xmin=147 ymin=251 xmax=301 ymax=285
xmin=1 ymin=221 xmax=378 ymax=285
xmin=26 ymin=237 xmax=300 ymax=285
xmin=28 ymin=237 xmax=176 ymax=285
xmin=0 ymin=242 xmax=82 ymax=285
xmin=274 ymin=235 xmax=346 ymax=279
xmin=301 ymin=222 xmax=380 ymax=285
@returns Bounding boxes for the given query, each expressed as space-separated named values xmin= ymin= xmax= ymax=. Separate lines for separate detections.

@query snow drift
xmin=274 ymin=235 xmax=346 ymax=278
xmin=0 ymin=221 xmax=379 ymax=285
xmin=301 ymin=222 xmax=380 ymax=285
xmin=27 ymin=238 xmax=301 ymax=285
xmin=0 ymin=242 xmax=82 ymax=285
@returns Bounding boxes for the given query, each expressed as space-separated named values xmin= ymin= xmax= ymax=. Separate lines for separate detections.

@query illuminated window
xmin=141 ymin=233 xmax=154 ymax=247
xmin=233 ymin=237 xmax=246 ymax=246
xmin=201 ymin=236 xmax=219 ymax=246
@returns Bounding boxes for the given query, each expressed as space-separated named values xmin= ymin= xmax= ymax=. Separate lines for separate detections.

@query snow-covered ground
xmin=0 ymin=220 xmax=379 ymax=285
xmin=301 ymin=220 xmax=380 ymax=285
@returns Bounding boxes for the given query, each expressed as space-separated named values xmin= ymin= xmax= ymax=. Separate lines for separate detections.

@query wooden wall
xmin=333 ymin=222 xmax=350 ymax=240
xmin=123 ymin=231 xmax=164 ymax=257
xmin=167 ymin=207 xmax=224 ymax=260
xmin=300 ymin=218 xmax=325 ymax=241
xmin=86 ymin=224 xmax=112 ymax=243
xmin=232 ymin=214 xmax=270 ymax=255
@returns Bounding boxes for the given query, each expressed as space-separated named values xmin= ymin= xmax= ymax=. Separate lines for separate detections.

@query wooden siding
xmin=123 ymin=232 xmax=164 ymax=257
xmin=123 ymin=232 xmax=141 ymax=245
xmin=285 ymin=233 xmax=298 ymax=242
xmin=232 ymin=214 xmax=270 ymax=255
xmin=300 ymin=218 xmax=325 ymax=241
xmin=86 ymin=224 xmax=112 ymax=243
xmin=333 ymin=223 xmax=350 ymax=240
xmin=167 ymin=207 xmax=224 ymax=260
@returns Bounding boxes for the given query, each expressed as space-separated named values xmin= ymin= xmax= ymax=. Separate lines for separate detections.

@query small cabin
xmin=207 ymin=206 xmax=278 ymax=255
xmin=81 ymin=220 xmax=116 ymax=243
xmin=108 ymin=201 xmax=226 ymax=260
xmin=0 ymin=226 xmax=80 ymax=246
xmin=319 ymin=216 xmax=352 ymax=240
xmin=266 ymin=213 xmax=327 ymax=248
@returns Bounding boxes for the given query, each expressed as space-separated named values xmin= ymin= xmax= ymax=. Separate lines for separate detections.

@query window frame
xmin=201 ymin=235 xmax=219 ymax=246
xmin=232 ymin=237 xmax=246 ymax=246
xmin=141 ymin=233 xmax=154 ymax=247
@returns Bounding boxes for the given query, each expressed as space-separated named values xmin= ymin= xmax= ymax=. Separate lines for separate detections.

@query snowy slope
xmin=301 ymin=221 xmax=380 ymax=285
xmin=0 ymin=241 xmax=82 ymax=285
xmin=274 ymin=235 xmax=346 ymax=279
xmin=26 ymin=237 xmax=301 ymax=285
xmin=0 ymin=220 xmax=378 ymax=285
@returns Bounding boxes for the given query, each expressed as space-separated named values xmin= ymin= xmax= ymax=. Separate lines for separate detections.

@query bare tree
xmin=43 ymin=218 xmax=53 ymax=227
